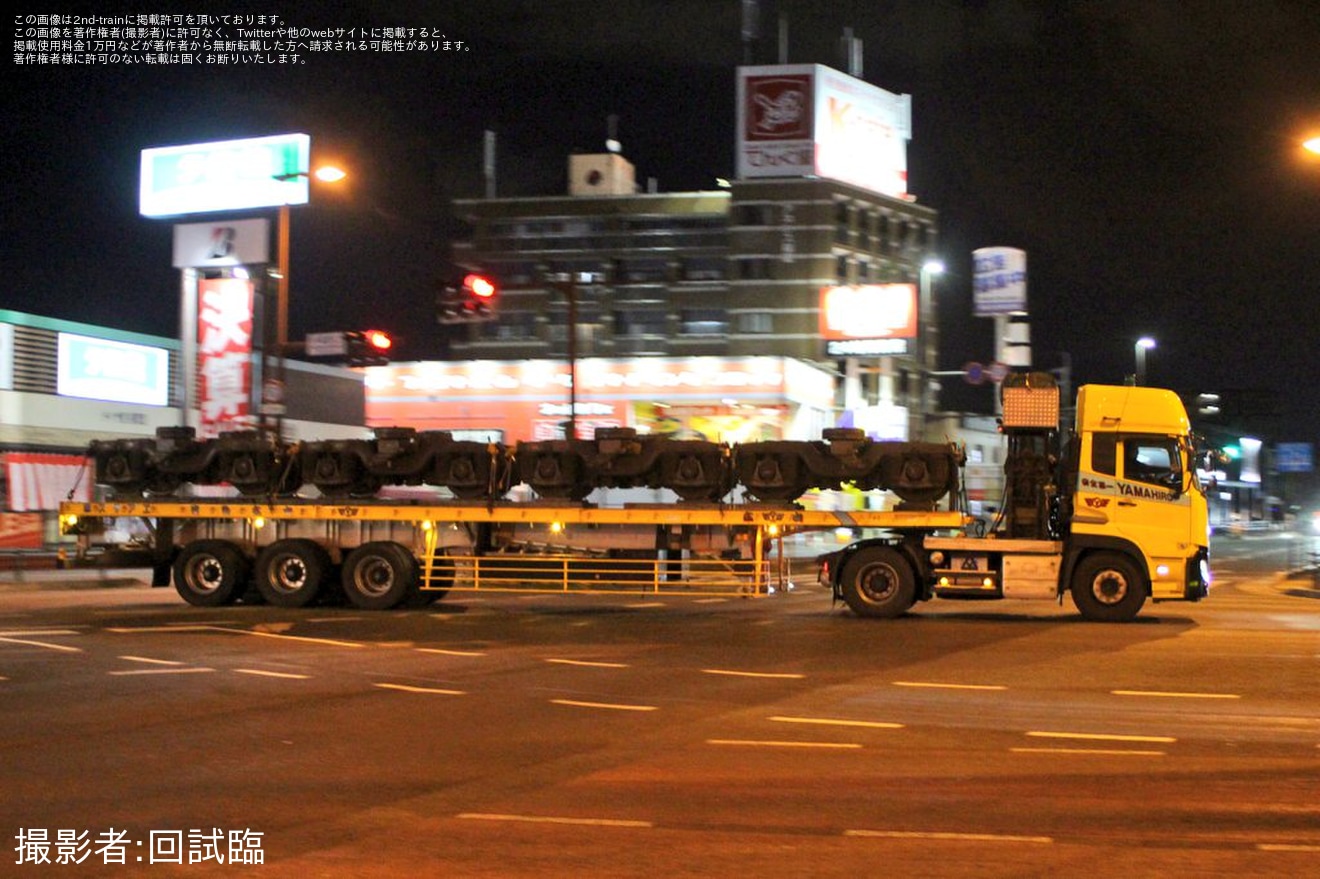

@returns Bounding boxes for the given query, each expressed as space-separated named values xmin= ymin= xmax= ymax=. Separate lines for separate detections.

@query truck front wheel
xmin=838 ymin=546 xmax=917 ymax=618
xmin=341 ymin=542 xmax=418 ymax=610
xmin=1070 ymin=552 xmax=1147 ymax=622
xmin=173 ymin=540 xmax=249 ymax=607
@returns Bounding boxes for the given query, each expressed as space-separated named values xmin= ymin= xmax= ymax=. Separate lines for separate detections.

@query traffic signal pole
xmin=566 ymin=276 xmax=578 ymax=440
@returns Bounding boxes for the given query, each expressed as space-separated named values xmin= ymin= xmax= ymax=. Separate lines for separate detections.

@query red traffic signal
xmin=439 ymin=273 xmax=499 ymax=323
xmin=465 ymin=273 xmax=496 ymax=299
xmin=345 ymin=329 xmax=392 ymax=366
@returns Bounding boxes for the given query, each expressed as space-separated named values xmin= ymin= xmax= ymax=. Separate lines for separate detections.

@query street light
xmin=274 ymin=166 xmax=346 ymax=355
xmin=917 ymin=259 xmax=945 ymax=437
xmin=1304 ymin=136 xmax=1320 ymax=156
xmin=1134 ymin=336 xmax=1156 ymax=385
xmin=267 ymin=165 xmax=346 ymax=426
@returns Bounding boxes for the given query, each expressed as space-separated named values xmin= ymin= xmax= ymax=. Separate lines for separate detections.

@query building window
xmin=620 ymin=258 xmax=670 ymax=283
xmin=737 ymin=312 xmax=773 ymax=334
xmin=477 ymin=313 xmax=536 ymax=341
xmin=736 ymin=258 xmax=773 ymax=280
xmin=835 ymin=200 xmax=850 ymax=228
xmin=680 ymin=308 xmax=728 ymax=335
xmin=615 ymin=310 xmax=669 ymax=337
xmin=680 ymin=257 xmax=726 ymax=281
xmin=733 ymin=204 xmax=772 ymax=225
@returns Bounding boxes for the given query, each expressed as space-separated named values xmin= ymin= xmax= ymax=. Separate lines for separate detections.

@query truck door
xmin=1107 ymin=432 xmax=1194 ymax=551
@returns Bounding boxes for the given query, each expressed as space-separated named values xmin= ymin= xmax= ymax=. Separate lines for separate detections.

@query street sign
xmin=305 ymin=331 xmax=348 ymax=357
xmin=1276 ymin=442 xmax=1313 ymax=473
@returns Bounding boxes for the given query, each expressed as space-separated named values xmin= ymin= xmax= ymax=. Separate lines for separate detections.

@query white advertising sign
xmin=172 ymin=219 xmax=271 ymax=268
xmin=56 ymin=333 xmax=170 ymax=406
xmin=972 ymin=247 xmax=1028 ymax=316
xmin=140 ymin=133 xmax=310 ymax=217
xmin=737 ymin=64 xmax=911 ymax=199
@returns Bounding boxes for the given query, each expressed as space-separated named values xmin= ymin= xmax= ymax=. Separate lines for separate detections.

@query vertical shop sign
xmin=197 ymin=278 xmax=254 ymax=435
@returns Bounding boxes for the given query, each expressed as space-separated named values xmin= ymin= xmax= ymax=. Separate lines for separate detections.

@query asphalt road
xmin=1 ymin=534 xmax=1317 ymax=878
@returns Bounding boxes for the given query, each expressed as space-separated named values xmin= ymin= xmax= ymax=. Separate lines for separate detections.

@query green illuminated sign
xmin=139 ymin=133 xmax=310 ymax=217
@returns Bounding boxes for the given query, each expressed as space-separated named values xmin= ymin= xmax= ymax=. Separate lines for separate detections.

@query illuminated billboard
xmin=140 ymin=133 xmax=310 ymax=217
xmin=819 ymin=284 xmax=917 ymax=357
xmin=57 ymin=333 xmax=170 ymax=406
xmin=737 ymin=64 xmax=911 ymax=199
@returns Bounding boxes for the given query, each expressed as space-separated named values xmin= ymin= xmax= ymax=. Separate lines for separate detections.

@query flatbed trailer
xmin=59 ymin=378 xmax=1211 ymax=622
xmin=58 ymin=498 xmax=966 ymax=610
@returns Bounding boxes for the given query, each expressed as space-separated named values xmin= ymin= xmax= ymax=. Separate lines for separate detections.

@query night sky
xmin=5 ymin=1 xmax=1320 ymax=440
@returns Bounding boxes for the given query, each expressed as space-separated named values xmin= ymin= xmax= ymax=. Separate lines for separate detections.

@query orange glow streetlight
xmin=266 ymin=164 xmax=346 ymax=429
xmin=274 ymin=164 xmax=346 ymax=353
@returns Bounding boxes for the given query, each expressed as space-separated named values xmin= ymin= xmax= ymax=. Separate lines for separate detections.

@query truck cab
xmin=821 ymin=375 xmax=1210 ymax=621
xmin=1064 ymin=384 xmax=1211 ymax=607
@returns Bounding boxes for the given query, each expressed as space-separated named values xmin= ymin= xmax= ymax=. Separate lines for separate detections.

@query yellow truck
xmin=821 ymin=374 xmax=1211 ymax=621
xmin=59 ymin=374 xmax=1208 ymax=622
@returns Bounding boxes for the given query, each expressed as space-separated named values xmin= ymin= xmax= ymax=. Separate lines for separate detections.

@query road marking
xmin=0 ymin=635 xmax=82 ymax=653
xmin=1257 ymin=843 xmax=1320 ymax=852
xmin=457 ymin=812 xmax=652 ymax=828
xmin=119 ymin=655 xmax=186 ymax=666
xmin=707 ymin=739 xmax=861 ymax=749
xmin=1011 ymin=747 xmax=1165 ymax=757
xmin=418 ymin=647 xmax=487 ymax=657
xmin=108 ymin=625 xmax=215 ymax=633
xmin=1026 ymin=731 xmax=1176 ymax=743
xmin=845 ymin=829 xmax=1053 ymax=844
xmin=769 ymin=715 xmax=903 ymax=730
xmin=234 ymin=668 xmax=311 ymax=680
xmin=892 ymin=681 xmax=1007 ymax=691
xmin=108 ymin=667 xmax=214 ymax=676
xmin=626 ymin=602 xmax=668 ymax=609
xmin=546 ymin=658 xmax=629 ymax=668
xmin=374 ymin=682 xmax=465 ymax=696
xmin=0 ymin=629 xmax=80 ymax=636
xmin=702 ymin=668 xmax=804 ymax=679
xmin=550 ymin=699 xmax=657 ymax=712
xmin=1111 ymin=689 xmax=1241 ymax=700
xmin=692 ymin=598 xmax=728 ymax=604
xmin=107 ymin=625 xmax=365 ymax=649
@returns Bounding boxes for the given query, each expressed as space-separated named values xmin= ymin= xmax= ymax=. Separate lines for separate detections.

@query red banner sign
xmin=197 ymin=278 xmax=254 ymax=436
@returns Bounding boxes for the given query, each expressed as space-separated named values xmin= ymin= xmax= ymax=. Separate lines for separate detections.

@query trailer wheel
xmin=838 ymin=546 xmax=917 ymax=618
xmin=173 ymin=540 xmax=249 ymax=607
xmin=254 ymin=539 xmax=331 ymax=608
xmin=1070 ymin=552 xmax=1147 ymax=622
xmin=341 ymin=542 xmax=417 ymax=610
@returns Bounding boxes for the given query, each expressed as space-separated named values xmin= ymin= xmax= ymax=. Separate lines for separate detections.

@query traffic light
xmin=345 ymin=329 xmax=392 ymax=366
xmin=439 ymin=272 xmax=498 ymax=323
